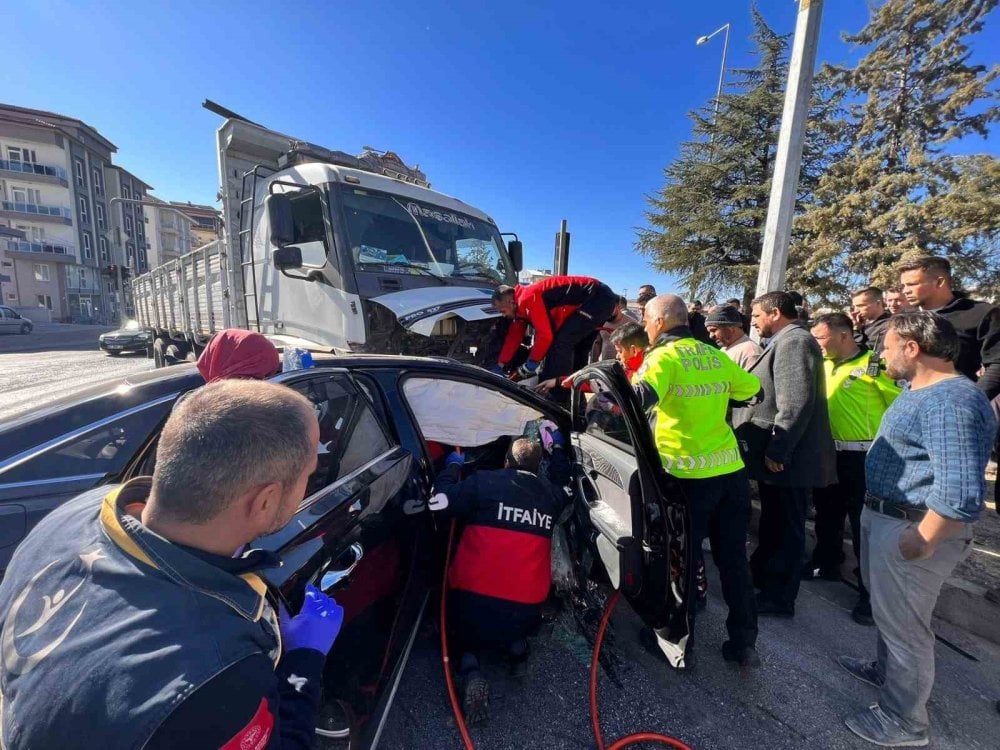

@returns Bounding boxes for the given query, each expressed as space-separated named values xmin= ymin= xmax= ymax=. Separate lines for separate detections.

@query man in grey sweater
xmin=733 ymin=291 xmax=837 ymax=617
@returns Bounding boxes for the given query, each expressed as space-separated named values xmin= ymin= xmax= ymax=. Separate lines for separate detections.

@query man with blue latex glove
xmin=0 ymin=380 xmax=344 ymax=750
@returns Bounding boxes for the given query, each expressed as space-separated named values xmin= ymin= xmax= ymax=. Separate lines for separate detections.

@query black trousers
xmin=810 ymin=451 xmax=867 ymax=571
xmin=751 ymin=482 xmax=810 ymax=610
xmin=677 ymin=469 xmax=757 ymax=650
xmin=540 ymin=287 xmax=618 ymax=383
xmin=449 ymin=590 xmax=539 ymax=662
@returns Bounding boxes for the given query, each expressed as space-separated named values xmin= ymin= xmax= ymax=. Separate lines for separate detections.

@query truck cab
xmin=222 ymin=118 xmax=523 ymax=361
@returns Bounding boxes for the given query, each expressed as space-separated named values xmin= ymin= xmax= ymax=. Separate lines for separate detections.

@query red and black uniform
xmin=498 ymin=276 xmax=619 ymax=381
xmin=431 ymin=449 xmax=569 ymax=651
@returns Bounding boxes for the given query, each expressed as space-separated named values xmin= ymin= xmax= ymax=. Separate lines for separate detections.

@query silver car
xmin=0 ymin=306 xmax=32 ymax=335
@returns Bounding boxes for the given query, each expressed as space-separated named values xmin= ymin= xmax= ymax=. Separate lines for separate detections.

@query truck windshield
xmin=342 ymin=188 xmax=514 ymax=284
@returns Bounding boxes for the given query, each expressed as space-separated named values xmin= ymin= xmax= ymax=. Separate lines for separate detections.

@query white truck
xmin=132 ymin=101 xmax=523 ymax=367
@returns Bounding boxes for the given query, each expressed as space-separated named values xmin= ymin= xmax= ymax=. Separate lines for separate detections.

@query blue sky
xmin=4 ymin=0 xmax=997 ymax=299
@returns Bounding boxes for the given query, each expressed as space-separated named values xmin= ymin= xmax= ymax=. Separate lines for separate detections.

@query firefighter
xmin=492 ymin=276 xmax=621 ymax=402
xmin=430 ymin=427 xmax=569 ymax=724
xmin=806 ymin=313 xmax=901 ymax=625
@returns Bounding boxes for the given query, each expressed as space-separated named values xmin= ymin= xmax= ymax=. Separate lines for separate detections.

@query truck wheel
xmin=184 ymin=350 xmax=197 ymax=363
xmin=153 ymin=339 xmax=167 ymax=369
xmin=165 ymin=344 xmax=183 ymax=364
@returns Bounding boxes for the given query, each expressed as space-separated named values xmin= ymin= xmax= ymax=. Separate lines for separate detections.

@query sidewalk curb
xmin=934 ymin=577 xmax=1000 ymax=645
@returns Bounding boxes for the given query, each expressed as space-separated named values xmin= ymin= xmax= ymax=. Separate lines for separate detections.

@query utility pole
xmin=754 ymin=0 xmax=825 ymax=298
xmin=553 ymin=219 xmax=570 ymax=276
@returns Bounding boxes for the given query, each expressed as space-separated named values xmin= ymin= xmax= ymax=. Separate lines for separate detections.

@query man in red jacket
xmin=492 ymin=276 xmax=620 ymax=401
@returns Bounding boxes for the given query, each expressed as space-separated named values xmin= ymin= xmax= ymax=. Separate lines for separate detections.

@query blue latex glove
xmin=538 ymin=420 xmax=563 ymax=452
xmin=445 ymin=450 xmax=465 ymax=467
xmin=517 ymin=359 xmax=539 ymax=379
xmin=279 ymin=584 xmax=344 ymax=656
xmin=487 ymin=363 xmax=505 ymax=376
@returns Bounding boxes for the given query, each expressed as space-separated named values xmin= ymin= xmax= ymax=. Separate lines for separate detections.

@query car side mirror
xmin=507 ymin=239 xmax=523 ymax=272
xmin=266 ymin=193 xmax=294 ymax=247
xmin=273 ymin=246 xmax=303 ymax=270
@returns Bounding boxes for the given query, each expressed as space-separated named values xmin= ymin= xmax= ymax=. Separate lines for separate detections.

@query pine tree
xmin=793 ymin=0 xmax=1000 ymax=297
xmin=636 ymin=7 xmax=837 ymax=301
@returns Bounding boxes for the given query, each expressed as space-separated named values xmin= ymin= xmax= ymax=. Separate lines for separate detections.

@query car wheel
xmin=315 ymin=699 xmax=357 ymax=749
xmin=107 ymin=351 xmax=121 ymax=357
xmin=20 ymin=323 xmax=30 ymax=335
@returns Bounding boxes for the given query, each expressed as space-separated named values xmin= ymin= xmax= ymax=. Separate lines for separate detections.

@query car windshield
xmin=341 ymin=188 xmax=514 ymax=284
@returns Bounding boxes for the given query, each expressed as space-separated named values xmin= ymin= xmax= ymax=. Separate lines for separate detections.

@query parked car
xmin=98 ymin=320 xmax=153 ymax=356
xmin=0 ymin=306 xmax=32 ymax=335
xmin=0 ymin=355 xmax=689 ymax=748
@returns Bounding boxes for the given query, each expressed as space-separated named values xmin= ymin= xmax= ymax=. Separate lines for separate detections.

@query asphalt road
xmin=0 ymin=323 xmax=153 ymax=421
xmin=380 ymin=575 xmax=1000 ymax=750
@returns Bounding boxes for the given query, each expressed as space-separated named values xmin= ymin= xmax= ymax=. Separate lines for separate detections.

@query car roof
xmin=0 ymin=355 xmax=564 ymax=464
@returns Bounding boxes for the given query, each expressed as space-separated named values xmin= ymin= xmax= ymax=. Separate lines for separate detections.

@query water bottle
xmin=282 ymin=347 xmax=315 ymax=372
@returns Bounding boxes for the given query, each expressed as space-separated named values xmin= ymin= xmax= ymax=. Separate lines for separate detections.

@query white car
xmin=0 ymin=306 xmax=32 ymax=335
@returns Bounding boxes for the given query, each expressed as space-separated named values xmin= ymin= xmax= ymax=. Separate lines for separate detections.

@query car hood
xmin=370 ymin=286 xmax=499 ymax=336
xmin=104 ymin=328 xmax=146 ymax=337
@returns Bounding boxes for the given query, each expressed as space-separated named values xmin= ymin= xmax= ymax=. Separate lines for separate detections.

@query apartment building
xmin=144 ymin=194 xmax=195 ymax=268
xmin=0 ymin=103 xmax=152 ymax=324
xmin=105 ymin=166 xmax=152 ymax=318
xmin=170 ymin=201 xmax=222 ymax=247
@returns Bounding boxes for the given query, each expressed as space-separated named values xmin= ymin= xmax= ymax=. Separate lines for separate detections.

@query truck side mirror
xmin=273 ymin=246 xmax=303 ymax=270
xmin=507 ymin=239 xmax=523 ymax=272
xmin=266 ymin=193 xmax=295 ymax=246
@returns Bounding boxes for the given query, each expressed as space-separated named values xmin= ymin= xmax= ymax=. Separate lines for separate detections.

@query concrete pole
xmin=754 ymin=0 xmax=825 ymax=298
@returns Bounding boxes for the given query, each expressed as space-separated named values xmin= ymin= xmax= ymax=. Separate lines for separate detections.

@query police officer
xmin=806 ymin=313 xmax=901 ymax=625
xmin=492 ymin=276 xmax=620 ymax=401
xmin=633 ymin=294 xmax=763 ymax=668
xmin=0 ymin=380 xmax=342 ymax=750
xmin=430 ymin=428 xmax=569 ymax=724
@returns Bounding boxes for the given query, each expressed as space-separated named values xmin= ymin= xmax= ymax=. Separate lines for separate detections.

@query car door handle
xmin=320 ymin=542 xmax=364 ymax=590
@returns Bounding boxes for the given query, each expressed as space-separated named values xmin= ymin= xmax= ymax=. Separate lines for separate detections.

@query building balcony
xmin=5 ymin=239 xmax=77 ymax=263
xmin=0 ymin=201 xmax=73 ymax=224
xmin=0 ymin=159 xmax=68 ymax=186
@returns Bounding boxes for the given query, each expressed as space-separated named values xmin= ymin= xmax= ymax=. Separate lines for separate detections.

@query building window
xmin=79 ymin=196 xmax=89 ymax=223
xmin=96 ymin=203 xmax=105 ymax=229
xmin=124 ymin=215 xmax=133 ymax=233
xmin=12 ymin=186 xmax=41 ymax=205
xmin=98 ymin=236 xmax=109 ymax=262
xmin=82 ymin=232 xmax=92 ymax=260
xmin=122 ymin=186 xmax=131 ymax=201
xmin=106 ymin=280 xmax=114 ymax=294
xmin=92 ymin=167 xmax=103 ymax=196
xmin=8 ymin=147 xmax=37 ymax=164
xmin=5 ymin=292 xmax=16 ymax=302
xmin=75 ymin=159 xmax=85 ymax=187
xmin=33 ymin=263 xmax=50 ymax=282
xmin=36 ymin=294 xmax=53 ymax=309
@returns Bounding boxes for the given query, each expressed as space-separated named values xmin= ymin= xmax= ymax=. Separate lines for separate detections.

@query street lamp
xmin=696 ymin=23 xmax=731 ymax=131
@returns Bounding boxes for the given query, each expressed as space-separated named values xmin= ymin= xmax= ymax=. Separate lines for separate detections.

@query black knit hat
xmin=705 ymin=305 xmax=743 ymax=327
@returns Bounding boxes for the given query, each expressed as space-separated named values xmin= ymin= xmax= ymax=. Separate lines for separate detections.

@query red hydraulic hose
xmin=441 ymin=519 xmax=475 ymax=750
xmin=590 ymin=590 xmax=693 ymax=750
xmin=440 ymin=519 xmax=690 ymax=750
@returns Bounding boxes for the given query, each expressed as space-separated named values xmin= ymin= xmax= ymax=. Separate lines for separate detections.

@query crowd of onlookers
xmin=594 ymin=255 xmax=998 ymax=747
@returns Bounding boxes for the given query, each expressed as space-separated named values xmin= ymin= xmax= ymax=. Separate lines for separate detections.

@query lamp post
xmin=696 ymin=23 xmax=731 ymax=132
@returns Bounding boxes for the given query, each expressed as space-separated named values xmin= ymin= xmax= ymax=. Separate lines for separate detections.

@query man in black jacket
xmin=430 ymin=427 xmax=570 ymax=724
xmin=899 ymin=255 xmax=1000 ymax=514
xmin=850 ymin=286 xmax=892 ymax=356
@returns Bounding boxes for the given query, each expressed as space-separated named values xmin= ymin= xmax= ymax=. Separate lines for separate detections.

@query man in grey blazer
xmin=732 ymin=291 xmax=837 ymax=617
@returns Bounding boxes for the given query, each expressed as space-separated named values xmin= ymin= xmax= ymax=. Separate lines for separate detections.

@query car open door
xmin=568 ymin=361 xmax=691 ymax=664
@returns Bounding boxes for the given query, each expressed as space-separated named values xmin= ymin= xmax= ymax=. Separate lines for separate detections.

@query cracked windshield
xmin=343 ymin=188 xmax=512 ymax=283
